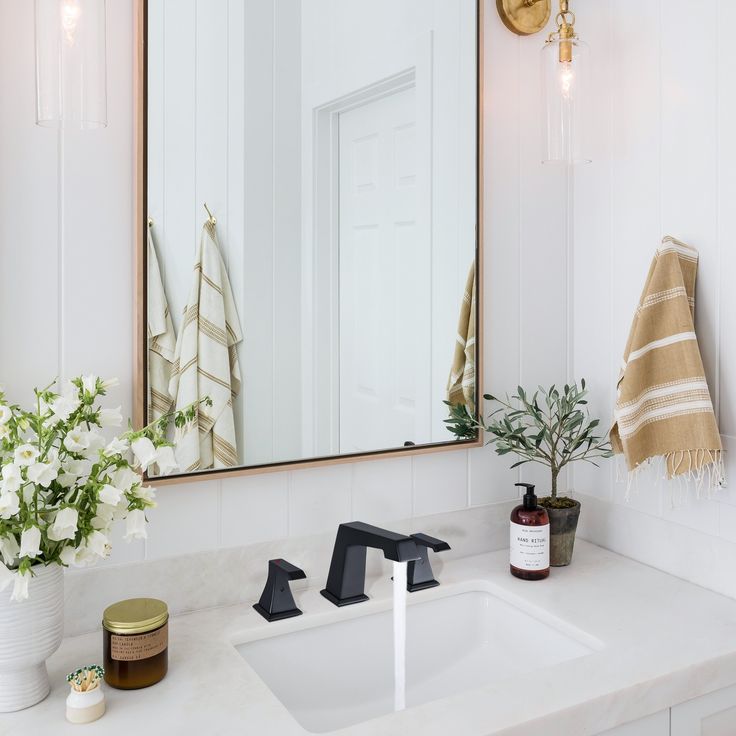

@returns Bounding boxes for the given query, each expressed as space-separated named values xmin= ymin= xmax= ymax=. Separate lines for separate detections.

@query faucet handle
xmin=410 ymin=533 xmax=451 ymax=553
xmin=253 ymin=558 xmax=306 ymax=622
xmin=406 ymin=534 xmax=450 ymax=592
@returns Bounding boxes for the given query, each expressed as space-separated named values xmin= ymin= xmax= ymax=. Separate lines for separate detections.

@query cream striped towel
xmin=147 ymin=228 xmax=177 ymax=422
xmin=168 ymin=221 xmax=243 ymax=471
xmin=610 ymin=236 xmax=723 ymax=486
xmin=447 ymin=263 xmax=476 ymax=414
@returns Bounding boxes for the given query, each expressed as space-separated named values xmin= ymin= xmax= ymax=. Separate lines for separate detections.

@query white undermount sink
xmin=236 ymin=588 xmax=596 ymax=733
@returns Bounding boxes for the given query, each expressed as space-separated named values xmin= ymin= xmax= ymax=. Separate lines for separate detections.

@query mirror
xmin=137 ymin=0 xmax=482 ymax=480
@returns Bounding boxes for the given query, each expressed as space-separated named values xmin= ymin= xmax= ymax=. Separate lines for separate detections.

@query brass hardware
xmin=203 ymin=202 xmax=217 ymax=226
xmin=545 ymin=0 xmax=577 ymax=63
xmin=496 ymin=0 xmax=550 ymax=36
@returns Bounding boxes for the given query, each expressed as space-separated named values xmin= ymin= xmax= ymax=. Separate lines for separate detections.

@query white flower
xmin=0 ymin=424 xmax=9 ymax=441
xmin=101 ymin=377 xmax=120 ymax=390
xmin=108 ymin=466 xmax=140 ymax=492
xmin=47 ymin=507 xmax=78 ymax=542
xmin=0 ymin=534 xmax=19 ymax=566
xmin=59 ymin=545 xmax=77 ymax=566
xmin=81 ymin=431 xmax=106 ymax=460
xmin=0 ymin=405 xmax=11 ymax=424
xmin=64 ymin=429 xmax=91 ymax=453
xmin=82 ymin=374 xmax=100 ymax=396
xmin=63 ymin=458 xmax=92 ymax=479
xmin=154 ymin=446 xmax=177 ymax=475
xmin=14 ymin=444 xmax=39 ymax=467
xmin=86 ymin=531 xmax=110 ymax=558
xmin=134 ymin=485 xmax=157 ymax=507
xmin=99 ymin=406 xmax=123 ymax=428
xmin=0 ymin=561 xmax=14 ymax=593
xmin=1 ymin=464 xmax=22 ymax=493
xmin=11 ymin=570 xmax=30 ymax=602
xmin=0 ymin=492 xmax=20 ymax=520
xmin=19 ymin=526 xmax=41 ymax=559
xmin=98 ymin=484 xmax=123 ymax=506
xmin=103 ymin=437 xmax=129 ymax=457
xmin=131 ymin=437 xmax=158 ymax=470
xmin=56 ymin=472 xmax=78 ymax=489
xmin=50 ymin=395 xmax=79 ymax=423
xmin=26 ymin=461 xmax=58 ymax=488
xmin=124 ymin=509 xmax=148 ymax=541
xmin=91 ymin=503 xmax=117 ymax=530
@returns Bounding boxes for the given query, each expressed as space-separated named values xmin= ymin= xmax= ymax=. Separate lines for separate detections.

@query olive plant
xmin=446 ymin=380 xmax=612 ymax=504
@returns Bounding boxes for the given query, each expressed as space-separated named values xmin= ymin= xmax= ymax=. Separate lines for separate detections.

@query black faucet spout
xmin=321 ymin=522 xmax=420 ymax=607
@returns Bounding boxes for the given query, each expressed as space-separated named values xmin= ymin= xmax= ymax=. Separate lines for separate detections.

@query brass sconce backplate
xmin=496 ymin=0 xmax=551 ymax=36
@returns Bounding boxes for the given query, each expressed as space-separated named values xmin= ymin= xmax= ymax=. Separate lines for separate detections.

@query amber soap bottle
xmin=509 ymin=482 xmax=550 ymax=580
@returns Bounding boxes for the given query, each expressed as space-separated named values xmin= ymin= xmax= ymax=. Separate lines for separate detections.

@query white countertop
xmin=4 ymin=541 xmax=736 ymax=736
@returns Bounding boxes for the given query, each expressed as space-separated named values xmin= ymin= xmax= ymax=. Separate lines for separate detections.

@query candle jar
xmin=102 ymin=598 xmax=168 ymax=690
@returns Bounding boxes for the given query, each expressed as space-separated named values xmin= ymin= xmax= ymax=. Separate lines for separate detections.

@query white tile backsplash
xmin=412 ymin=451 xmax=469 ymax=517
xmin=220 ymin=472 xmax=289 ymax=547
xmin=289 ymin=465 xmax=352 ymax=536
xmin=352 ymin=457 xmax=413 ymax=524
xmin=145 ymin=481 xmax=220 ymax=560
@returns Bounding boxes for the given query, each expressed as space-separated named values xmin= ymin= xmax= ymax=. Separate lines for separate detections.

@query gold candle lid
xmin=103 ymin=598 xmax=169 ymax=635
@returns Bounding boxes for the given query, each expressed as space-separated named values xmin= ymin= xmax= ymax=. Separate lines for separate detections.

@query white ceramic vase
xmin=0 ymin=564 xmax=64 ymax=712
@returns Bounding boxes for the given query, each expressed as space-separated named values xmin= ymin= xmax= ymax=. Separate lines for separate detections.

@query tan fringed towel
xmin=168 ymin=221 xmax=243 ymax=471
xmin=147 ymin=228 xmax=177 ymax=422
xmin=447 ymin=263 xmax=476 ymax=413
xmin=610 ymin=236 xmax=722 ymax=485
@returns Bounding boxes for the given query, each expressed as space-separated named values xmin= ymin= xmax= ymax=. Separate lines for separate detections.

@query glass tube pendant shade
xmin=35 ymin=0 xmax=107 ymax=129
xmin=541 ymin=29 xmax=590 ymax=164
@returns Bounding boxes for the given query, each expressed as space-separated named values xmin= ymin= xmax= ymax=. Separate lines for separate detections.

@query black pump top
xmin=515 ymin=482 xmax=538 ymax=510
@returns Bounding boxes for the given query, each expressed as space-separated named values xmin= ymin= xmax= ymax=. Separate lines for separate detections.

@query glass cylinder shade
xmin=35 ymin=0 xmax=107 ymax=129
xmin=541 ymin=32 xmax=590 ymax=164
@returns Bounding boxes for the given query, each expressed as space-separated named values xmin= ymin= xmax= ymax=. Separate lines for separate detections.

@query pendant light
xmin=35 ymin=0 xmax=108 ymax=129
xmin=540 ymin=0 xmax=589 ymax=164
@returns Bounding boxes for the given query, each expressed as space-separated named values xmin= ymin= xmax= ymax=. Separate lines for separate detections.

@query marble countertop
xmin=4 ymin=540 xmax=736 ymax=736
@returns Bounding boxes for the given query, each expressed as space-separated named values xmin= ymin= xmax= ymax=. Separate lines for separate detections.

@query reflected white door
xmin=338 ymin=85 xmax=432 ymax=453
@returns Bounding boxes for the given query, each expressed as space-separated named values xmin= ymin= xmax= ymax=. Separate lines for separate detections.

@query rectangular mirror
xmin=135 ymin=0 xmax=482 ymax=481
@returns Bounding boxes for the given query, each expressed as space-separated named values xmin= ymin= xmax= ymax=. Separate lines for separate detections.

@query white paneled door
xmin=338 ymin=85 xmax=432 ymax=453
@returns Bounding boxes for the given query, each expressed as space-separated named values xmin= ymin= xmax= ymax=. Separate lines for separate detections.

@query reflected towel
xmin=168 ymin=221 xmax=243 ymax=471
xmin=447 ymin=263 xmax=476 ymax=414
xmin=610 ymin=237 xmax=723 ymax=486
xmin=147 ymin=228 xmax=177 ymax=422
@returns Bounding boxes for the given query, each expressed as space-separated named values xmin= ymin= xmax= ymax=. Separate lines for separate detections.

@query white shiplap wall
xmin=572 ymin=0 xmax=736 ymax=597
xmin=0 ymin=0 xmax=569 ymax=568
xmin=17 ymin=0 xmax=736 ymax=600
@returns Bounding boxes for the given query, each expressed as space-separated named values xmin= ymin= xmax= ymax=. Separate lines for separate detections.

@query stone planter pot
xmin=545 ymin=500 xmax=581 ymax=567
xmin=0 ymin=564 xmax=64 ymax=712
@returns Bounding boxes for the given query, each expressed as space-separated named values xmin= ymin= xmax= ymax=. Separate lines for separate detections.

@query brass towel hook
xmin=203 ymin=202 xmax=217 ymax=227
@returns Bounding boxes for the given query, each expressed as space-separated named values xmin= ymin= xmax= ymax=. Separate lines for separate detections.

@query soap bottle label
xmin=509 ymin=522 xmax=549 ymax=570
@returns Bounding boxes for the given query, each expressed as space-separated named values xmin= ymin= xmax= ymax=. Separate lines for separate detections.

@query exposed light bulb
xmin=559 ymin=61 xmax=574 ymax=99
xmin=61 ymin=0 xmax=81 ymax=46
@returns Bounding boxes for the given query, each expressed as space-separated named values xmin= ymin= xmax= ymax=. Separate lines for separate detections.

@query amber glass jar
xmin=102 ymin=598 xmax=168 ymax=689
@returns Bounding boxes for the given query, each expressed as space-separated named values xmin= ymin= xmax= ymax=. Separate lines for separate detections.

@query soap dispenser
xmin=509 ymin=482 xmax=549 ymax=580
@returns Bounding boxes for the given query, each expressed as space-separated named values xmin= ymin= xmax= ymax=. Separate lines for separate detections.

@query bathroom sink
xmin=236 ymin=589 xmax=595 ymax=733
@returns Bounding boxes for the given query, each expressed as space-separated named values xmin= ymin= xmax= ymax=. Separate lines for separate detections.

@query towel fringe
xmin=621 ymin=450 xmax=724 ymax=507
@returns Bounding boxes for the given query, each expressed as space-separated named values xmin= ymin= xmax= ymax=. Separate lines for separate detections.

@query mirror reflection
xmin=146 ymin=0 xmax=479 ymax=475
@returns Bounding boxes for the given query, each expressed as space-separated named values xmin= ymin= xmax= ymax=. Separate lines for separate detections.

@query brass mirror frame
xmin=133 ymin=0 xmax=484 ymax=485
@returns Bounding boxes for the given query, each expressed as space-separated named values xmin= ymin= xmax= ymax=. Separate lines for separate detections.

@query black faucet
xmin=253 ymin=559 xmax=307 ymax=622
xmin=321 ymin=522 xmax=420 ymax=606
xmin=406 ymin=533 xmax=450 ymax=591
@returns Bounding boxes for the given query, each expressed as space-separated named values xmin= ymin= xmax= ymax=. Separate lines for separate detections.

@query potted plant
xmin=446 ymin=380 xmax=612 ymax=566
xmin=0 ymin=375 xmax=200 ymax=712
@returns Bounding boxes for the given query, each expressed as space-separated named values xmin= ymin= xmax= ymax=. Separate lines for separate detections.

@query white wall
xmin=6 ymin=0 xmax=732 ymax=599
xmin=570 ymin=0 xmax=736 ymax=598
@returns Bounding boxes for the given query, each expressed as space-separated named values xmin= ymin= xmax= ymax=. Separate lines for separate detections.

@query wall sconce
xmin=35 ymin=0 xmax=108 ymax=129
xmin=497 ymin=0 xmax=590 ymax=164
